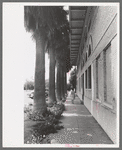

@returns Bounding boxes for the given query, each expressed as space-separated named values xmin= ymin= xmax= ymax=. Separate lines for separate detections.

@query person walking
xmin=70 ymin=88 xmax=75 ymax=104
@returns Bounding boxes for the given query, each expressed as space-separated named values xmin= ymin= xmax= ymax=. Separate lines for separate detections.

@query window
xmin=87 ymin=65 xmax=92 ymax=89
xmin=96 ymin=54 xmax=100 ymax=98
xmin=77 ymin=79 xmax=79 ymax=91
xmin=88 ymin=35 xmax=93 ymax=57
xmin=85 ymin=70 xmax=87 ymax=89
xmin=104 ymin=44 xmax=112 ymax=104
xmin=81 ymin=75 xmax=82 ymax=92
xmin=88 ymin=45 xmax=91 ymax=57
xmin=81 ymin=74 xmax=84 ymax=95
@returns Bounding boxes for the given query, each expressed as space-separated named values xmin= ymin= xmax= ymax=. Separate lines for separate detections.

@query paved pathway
xmin=49 ymin=95 xmax=113 ymax=144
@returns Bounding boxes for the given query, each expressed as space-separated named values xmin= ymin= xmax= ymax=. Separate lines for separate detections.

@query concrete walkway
xmin=49 ymin=95 xmax=113 ymax=144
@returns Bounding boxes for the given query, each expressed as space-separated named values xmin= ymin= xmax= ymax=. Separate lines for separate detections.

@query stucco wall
xmin=91 ymin=6 xmax=117 ymax=52
xmin=92 ymin=101 xmax=116 ymax=143
xmin=76 ymin=6 xmax=118 ymax=143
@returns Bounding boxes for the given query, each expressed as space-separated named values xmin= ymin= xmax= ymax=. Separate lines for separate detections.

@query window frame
xmin=87 ymin=65 xmax=92 ymax=89
xmin=103 ymin=43 xmax=112 ymax=105
xmin=85 ymin=70 xmax=87 ymax=89
xmin=96 ymin=54 xmax=100 ymax=98
xmin=88 ymin=44 xmax=91 ymax=57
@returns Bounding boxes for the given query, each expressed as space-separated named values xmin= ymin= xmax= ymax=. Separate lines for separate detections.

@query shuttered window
xmin=104 ymin=44 xmax=112 ymax=104
xmin=88 ymin=65 xmax=92 ymax=89
xmin=96 ymin=54 xmax=102 ymax=99
xmin=85 ymin=70 xmax=87 ymax=89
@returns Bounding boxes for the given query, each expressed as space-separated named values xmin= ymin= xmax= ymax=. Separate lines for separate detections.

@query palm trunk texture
xmin=48 ymin=48 xmax=56 ymax=104
xmin=56 ymin=61 xmax=61 ymax=101
xmin=61 ymin=65 xmax=65 ymax=100
xmin=33 ymin=35 xmax=47 ymax=114
xmin=64 ymin=62 xmax=67 ymax=96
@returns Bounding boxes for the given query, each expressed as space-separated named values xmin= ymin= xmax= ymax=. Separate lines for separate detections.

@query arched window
xmin=88 ymin=35 xmax=93 ymax=57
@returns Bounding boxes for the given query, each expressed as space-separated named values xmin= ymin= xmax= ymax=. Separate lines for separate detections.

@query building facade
xmin=69 ymin=5 xmax=119 ymax=143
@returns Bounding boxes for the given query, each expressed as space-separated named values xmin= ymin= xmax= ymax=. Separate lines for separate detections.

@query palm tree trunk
xmin=61 ymin=65 xmax=65 ymax=100
xmin=60 ymin=65 xmax=63 ymax=99
xmin=64 ymin=70 xmax=66 ymax=96
xmin=56 ymin=60 xmax=61 ymax=101
xmin=63 ymin=66 xmax=65 ymax=100
xmin=48 ymin=47 xmax=56 ymax=105
xmin=33 ymin=34 xmax=47 ymax=114
xmin=65 ymin=71 xmax=67 ymax=95
xmin=64 ymin=61 xmax=67 ymax=96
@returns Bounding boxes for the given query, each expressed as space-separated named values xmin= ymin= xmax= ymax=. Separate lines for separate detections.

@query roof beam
xmin=71 ymin=28 xmax=83 ymax=30
xmin=71 ymin=21 xmax=84 ymax=28
xmin=76 ymin=7 xmax=92 ymax=66
xmin=70 ymin=6 xmax=87 ymax=10
xmin=71 ymin=46 xmax=79 ymax=48
xmin=71 ymin=33 xmax=82 ymax=35
xmin=71 ymin=35 xmax=81 ymax=39
xmin=71 ymin=43 xmax=80 ymax=45
xmin=70 ymin=18 xmax=85 ymax=21
xmin=71 ymin=48 xmax=79 ymax=49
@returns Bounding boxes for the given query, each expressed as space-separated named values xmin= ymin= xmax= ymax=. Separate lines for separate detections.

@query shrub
xmin=47 ymin=102 xmax=65 ymax=118
xmin=24 ymin=112 xmax=64 ymax=144
xmin=24 ymin=101 xmax=65 ymax=144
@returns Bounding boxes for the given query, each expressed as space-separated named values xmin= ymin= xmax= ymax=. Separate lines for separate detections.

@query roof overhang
xmin=69 ymin=6 xmax=91 ymax=66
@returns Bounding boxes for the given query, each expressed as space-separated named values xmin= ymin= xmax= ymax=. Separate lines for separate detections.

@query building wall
xmin=76 ymin=6 xmax=118 ymax=143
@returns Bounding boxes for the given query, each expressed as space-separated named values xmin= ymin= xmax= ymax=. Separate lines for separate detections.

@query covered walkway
xmin=49 ymin=94 xmax=113 ymax=144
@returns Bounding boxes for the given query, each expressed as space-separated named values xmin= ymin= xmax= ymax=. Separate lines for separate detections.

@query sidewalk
xmin=49 ymin=95 xmax=113 ymax=144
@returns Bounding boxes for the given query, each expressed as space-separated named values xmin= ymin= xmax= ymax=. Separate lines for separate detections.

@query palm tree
xmin=48 ymin=44 xmax=56 ymax=106
xmin=56 ymin=45 xmax=70 ymax=101
xmin=24 ymin=6 xmax=69 ymax=114
xmin=48 ymin=19 xmax=69 ymax=105
xmin=55 ymin=45 xmax=70 ymax=101
xmin=55 ymin=58 xmax=61 ymax=101
xmin=62 ymin=52 xmax=67 ymax=98
xmin=60 ymin=48 xmax=71 ymax=100
xmin=65 ymin=47 xmax=71 ymax=94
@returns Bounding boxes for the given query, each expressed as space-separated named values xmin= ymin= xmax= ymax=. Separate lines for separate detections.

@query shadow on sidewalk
xmin=49 ymin=96 xmax=113 ymax=144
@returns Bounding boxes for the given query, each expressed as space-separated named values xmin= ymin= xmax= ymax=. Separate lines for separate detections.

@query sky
xmin=3 ymin=4 xmax=70 ymax=83
xmin=22 ymin=32 xmax=49 ymax=82
xmin=3 ymin=4 xmax=52 ymax=83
